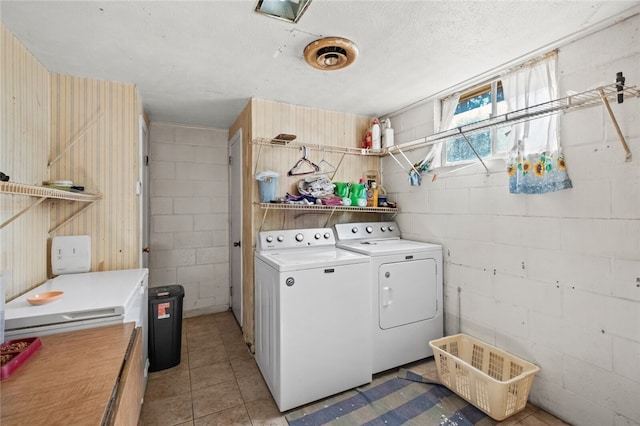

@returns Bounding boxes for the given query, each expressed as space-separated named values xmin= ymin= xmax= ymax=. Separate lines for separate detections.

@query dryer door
xmin=378 ymin=258 xmax=437 ymax=329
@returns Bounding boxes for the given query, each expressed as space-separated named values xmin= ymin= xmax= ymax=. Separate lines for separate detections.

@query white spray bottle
xmin=381 ymin=118 xmax=394 ymax=148
xmin=371 ymin=118 xmax=381 ymax=151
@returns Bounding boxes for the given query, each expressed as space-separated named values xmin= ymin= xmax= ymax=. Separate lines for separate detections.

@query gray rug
xmin=286 ymin=369 xmax=497 ymax=426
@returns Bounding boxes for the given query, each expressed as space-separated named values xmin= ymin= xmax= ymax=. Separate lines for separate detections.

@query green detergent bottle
xmin=350 ymin=181 xmax=366 ymax=207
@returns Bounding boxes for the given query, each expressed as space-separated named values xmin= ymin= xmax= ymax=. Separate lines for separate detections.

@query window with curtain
xmin=446 ymin=81 xmax=510 ymax=164
xmin=427 ymin=51 xmax=572 ymax=193
xmin=418 ymin=51 xmax=572 ymax=194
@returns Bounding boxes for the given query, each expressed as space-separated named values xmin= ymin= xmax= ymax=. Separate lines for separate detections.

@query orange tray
xmin=1 ymin=337 xmax=42 ymax=380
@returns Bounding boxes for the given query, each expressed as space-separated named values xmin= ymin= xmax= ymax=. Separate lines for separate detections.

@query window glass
xmin=445 ymin=82 xmax=507 ymax=163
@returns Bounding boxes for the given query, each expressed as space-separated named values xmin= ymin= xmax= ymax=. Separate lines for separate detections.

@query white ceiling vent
xmin=303 ymin=37 xmax=358 ymax=71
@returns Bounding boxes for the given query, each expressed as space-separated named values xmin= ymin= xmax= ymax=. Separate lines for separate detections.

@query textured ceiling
xmin=2 ymin=1 xmax=639 ymax=129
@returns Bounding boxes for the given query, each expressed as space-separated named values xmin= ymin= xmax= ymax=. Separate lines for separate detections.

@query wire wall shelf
xmin=0 ymin=182 xmax=102 ymax=202
xmin=256 ymin=202 xmax=396 ymax=214
xmin=255 ymin=202 xmax=397 ymax=229
xmin=251 ymin=137 xmax=380 ymax=156
xmin=0 ymin=182 xmax=102 ymax=232
xmin=385 ymin=81 xmax=638 ymax=173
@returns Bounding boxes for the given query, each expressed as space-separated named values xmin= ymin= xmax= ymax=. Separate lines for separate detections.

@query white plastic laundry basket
xmin=429 ymin=334 xmax=540 ymax=421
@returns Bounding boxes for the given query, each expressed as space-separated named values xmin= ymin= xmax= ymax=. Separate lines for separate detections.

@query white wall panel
xmin=384 ymin=14 xmax=640 ymax=424
xmin=148 ymin=123 xmax=229 ymax=317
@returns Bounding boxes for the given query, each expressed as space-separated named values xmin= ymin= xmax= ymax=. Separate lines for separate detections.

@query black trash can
xmin=148 ymin=285 xmax=184 ymax=372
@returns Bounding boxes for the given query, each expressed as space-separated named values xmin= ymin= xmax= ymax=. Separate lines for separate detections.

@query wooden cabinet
xmin=109 ymin=327 xmax=143 ymax=425
xmin=0 ymin=323 xmax=143 ymax=426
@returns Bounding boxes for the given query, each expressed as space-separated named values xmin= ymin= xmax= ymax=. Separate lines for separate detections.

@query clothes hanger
xmin=316 ymin=147 xmax=336 ymax=174
xmin=287 ymin=146 xmax=321 ymax=176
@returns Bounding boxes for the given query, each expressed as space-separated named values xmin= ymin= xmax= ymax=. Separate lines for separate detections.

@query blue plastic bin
xmin=256 ymin=171 xmax=278 ymax=203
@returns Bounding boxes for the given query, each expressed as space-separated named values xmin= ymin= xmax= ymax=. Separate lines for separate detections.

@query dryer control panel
xmin=334 ymin=222 xmax=401 ymax=242
xmin=257 ymin=228 xmax=335 ymax=251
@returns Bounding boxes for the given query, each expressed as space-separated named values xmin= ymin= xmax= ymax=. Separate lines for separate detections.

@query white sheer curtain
xmin=502 ymin=53 xmax=572 ymax=194
xmin=409 ymin=93 xmax=461 ymax=185
xmin=427 ymin=92 xmax=461 ymax=169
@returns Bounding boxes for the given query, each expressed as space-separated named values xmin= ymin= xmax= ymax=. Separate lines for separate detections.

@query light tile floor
xmin=138 ymin=311 xmax=569 ymax=426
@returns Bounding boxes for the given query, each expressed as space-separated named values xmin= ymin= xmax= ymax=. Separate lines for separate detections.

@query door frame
xmin=229 ymin=129 xmax=243 ymax=326
xmin=138 ymin=115 xmax=150 ymax=269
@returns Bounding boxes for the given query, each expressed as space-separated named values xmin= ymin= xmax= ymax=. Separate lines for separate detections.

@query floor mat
xmin=285 ymin=368 xmax=497 ymax=426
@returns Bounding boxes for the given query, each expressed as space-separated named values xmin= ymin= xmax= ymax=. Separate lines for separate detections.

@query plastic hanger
xmin=287 ymin=147 xmax=321 ymax=176
xmin=316 ymin=147 xmax=336 ymax=174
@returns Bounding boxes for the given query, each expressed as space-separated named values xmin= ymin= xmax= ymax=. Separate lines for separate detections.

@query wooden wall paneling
xmin=118 ymin=79 xmax=140 ymax=271
xmin=86 ymin=80 xmax=97 ymax=267
xmin=0 ymin=24 xmax=50 ymax=299
xmin=49 ymin=74 xmax=140 ymax=275
xmin=99 ymin=83 xmax=108 ymax=269
xmin=251 ymin=99 xmax=378 ymax=210
xmin=2 ymin=25 xmax=142 ymax=300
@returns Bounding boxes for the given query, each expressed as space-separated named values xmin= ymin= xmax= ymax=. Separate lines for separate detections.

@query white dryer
xmin=254 ymin=228 xmax=371 ymax=411
xmin=334 ymin=222 xmax=443 ymax=374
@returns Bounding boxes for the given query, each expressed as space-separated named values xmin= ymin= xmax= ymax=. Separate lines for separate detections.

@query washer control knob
xmin=365 ymin=226 xmax=373 ymax=233
xmin=314 ymin=233 xmax=321 ymax=240
xmin=277 ymin=235 xmax=284 ymax=242
xmin=295 ymin=233 xmax=304 ymax=242
xmin=380 ymin=226 xmax=387 ymax=232
xmin=266 ymin=236 xmax=273 ymax=243
xmin=388 ymin=225 xmax=395 ymax=231
xmin=351 ymin=227 xmax=359 ymax=234
xmin=324 ymin=232 xmax=331 ymax=239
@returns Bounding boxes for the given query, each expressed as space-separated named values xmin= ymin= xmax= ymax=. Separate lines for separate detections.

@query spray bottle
xmin=371 ymin=118 xmax=381 ymax=151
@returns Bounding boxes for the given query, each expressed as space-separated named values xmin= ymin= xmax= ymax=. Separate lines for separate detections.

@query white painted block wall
xmin=383 ymin=15 xmax=640 ymax=426
xmin=148 ymin=123 xmax=230 ymax=317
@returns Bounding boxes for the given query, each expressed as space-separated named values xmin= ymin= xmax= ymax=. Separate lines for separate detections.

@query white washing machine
xmin=334 ymin=221 xmax=443 ymax=374
xmin=254 ymin=227 xmax=371 ymax=412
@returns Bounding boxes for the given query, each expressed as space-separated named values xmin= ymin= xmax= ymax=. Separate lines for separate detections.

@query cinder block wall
xmin=383 ymin=14 xmax=640 ymax=426
xmin=148 ymin=123 xmax=230 ymax=317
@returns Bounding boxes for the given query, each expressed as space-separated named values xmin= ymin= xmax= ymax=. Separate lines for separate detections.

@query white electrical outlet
xmin=51 ymin=235 xmax=91 ymax=275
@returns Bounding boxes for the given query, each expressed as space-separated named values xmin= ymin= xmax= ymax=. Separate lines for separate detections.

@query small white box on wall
xmin=51 ymin=235 xmax=91 ymax=275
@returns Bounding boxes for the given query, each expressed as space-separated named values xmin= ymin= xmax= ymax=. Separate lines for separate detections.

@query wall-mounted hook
xmin=616 ymin=71 xmax=625 ymax=104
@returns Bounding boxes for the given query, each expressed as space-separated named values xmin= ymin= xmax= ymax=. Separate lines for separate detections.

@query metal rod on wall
xmin=459 ymin=129 xmax=490 ymax=175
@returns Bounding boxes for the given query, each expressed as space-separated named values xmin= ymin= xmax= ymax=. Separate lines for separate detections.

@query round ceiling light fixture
xmin=303 ymin=37 xmax=358 ymax=71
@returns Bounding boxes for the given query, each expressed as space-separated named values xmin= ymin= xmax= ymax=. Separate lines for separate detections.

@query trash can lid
xmin=150 ymin=285 xmax=184 ymax=299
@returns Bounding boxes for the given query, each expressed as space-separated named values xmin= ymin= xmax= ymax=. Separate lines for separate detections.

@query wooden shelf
xmin=0 ymin=181 xmax=102 ymax=232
